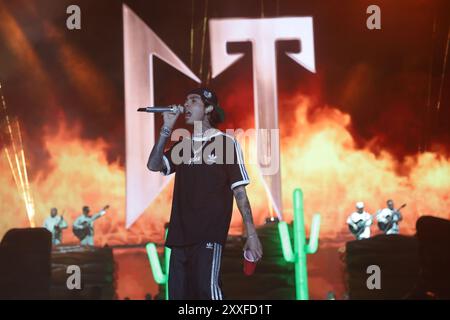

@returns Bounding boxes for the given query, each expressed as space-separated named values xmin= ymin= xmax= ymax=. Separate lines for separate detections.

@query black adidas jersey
xmin=161 ymin=131 xmax=250 ymax=247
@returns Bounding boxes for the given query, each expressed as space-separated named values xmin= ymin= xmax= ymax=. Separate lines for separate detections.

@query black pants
xmin=168 ymin=242 xmax=224 ymax=300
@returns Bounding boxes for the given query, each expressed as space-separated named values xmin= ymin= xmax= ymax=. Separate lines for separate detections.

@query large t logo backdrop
xmin=123 ymin=5 xmax=316 ymax=227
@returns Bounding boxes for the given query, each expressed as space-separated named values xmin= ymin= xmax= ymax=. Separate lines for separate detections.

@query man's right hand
xmin=162 ymin=105 xmax=183 ymax=129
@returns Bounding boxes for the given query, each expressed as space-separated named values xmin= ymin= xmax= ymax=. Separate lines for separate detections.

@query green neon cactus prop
xmin=278 ymin=188 xmax=321 ymax=300
xmin=146 ymin=229 xmax=171 ymax=300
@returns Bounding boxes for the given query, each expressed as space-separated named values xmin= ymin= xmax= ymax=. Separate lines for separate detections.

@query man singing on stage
xmin=147 ymin=88 xmax=263 ymax=300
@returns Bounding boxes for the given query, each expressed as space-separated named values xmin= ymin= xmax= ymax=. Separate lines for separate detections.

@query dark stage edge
xmin=50 ymin=246 xmax=116 ymax=299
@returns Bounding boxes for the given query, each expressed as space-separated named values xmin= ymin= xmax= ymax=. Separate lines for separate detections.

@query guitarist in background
xmin=43 ymin=207 xmax=68 ymax=245
xmin=347 ymin=202 xmax=373 ymax=240
xmin=376 ymin=199 xmax=405 ymax=235
xmin=73 ymin=205 xmax=109 ymax=246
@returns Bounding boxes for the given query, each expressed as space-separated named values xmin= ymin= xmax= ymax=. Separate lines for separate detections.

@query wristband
xmin=160 ymin=126 xmax=172 ymax=137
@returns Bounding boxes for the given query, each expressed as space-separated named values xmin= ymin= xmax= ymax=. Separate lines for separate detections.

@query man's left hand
xmin=244 ymin=234 xmax=263 ymax=262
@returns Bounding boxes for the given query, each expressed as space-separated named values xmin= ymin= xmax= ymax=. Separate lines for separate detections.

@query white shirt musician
xmin=43 ymin=208 xmax=68 ymax=245
xmin=376 ymin=199 xmax=404 ymax=235
xmin=347 ymin=202 xmax=372 ymax=240
xmin=73 ymin=205 xmax=109 ymax=246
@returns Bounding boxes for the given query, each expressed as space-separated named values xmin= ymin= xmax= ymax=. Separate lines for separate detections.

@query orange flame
xmin=1 ymin=94 xmax=449 ymax=245
xmin=231 ymin=94 xmax=450 ymax=237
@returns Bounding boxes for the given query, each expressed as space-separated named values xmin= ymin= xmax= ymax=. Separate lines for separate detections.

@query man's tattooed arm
xmin=233 ymin=185 xmax=257 ymax=236
xmin=147 ymin=133 xmax=170 ymax=172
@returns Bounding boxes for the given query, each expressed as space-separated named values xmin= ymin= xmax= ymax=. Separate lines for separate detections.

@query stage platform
xmin=50 ymin=245 xmax=116 ymax=299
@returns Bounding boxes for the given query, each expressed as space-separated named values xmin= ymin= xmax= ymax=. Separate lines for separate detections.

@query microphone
xmin=137 ymin=106 xmax=184 ymax=113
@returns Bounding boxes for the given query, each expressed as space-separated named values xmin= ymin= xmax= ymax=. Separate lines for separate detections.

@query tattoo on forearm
xmin=147 ymin=134 xmax=169 ymax=170
xmin=234 ymin=188 xmax=246 ymax=201
xmin=234 ymin=187 xmax=254 ymax=225
xmin=241 ymin=205 xmax=254 ymax=225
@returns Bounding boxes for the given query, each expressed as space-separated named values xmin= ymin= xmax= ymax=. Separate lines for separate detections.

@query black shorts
xmin=168 ymin=242 xmax=224 ymax=300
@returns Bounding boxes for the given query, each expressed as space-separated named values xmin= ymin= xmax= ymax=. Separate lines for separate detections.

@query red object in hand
xmin=243 ymin=250 xmax=257 ymax=276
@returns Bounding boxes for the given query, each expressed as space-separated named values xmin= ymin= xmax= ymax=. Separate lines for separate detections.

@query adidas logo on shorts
xmin=206 ymin=242 xmax=213 ymax=249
